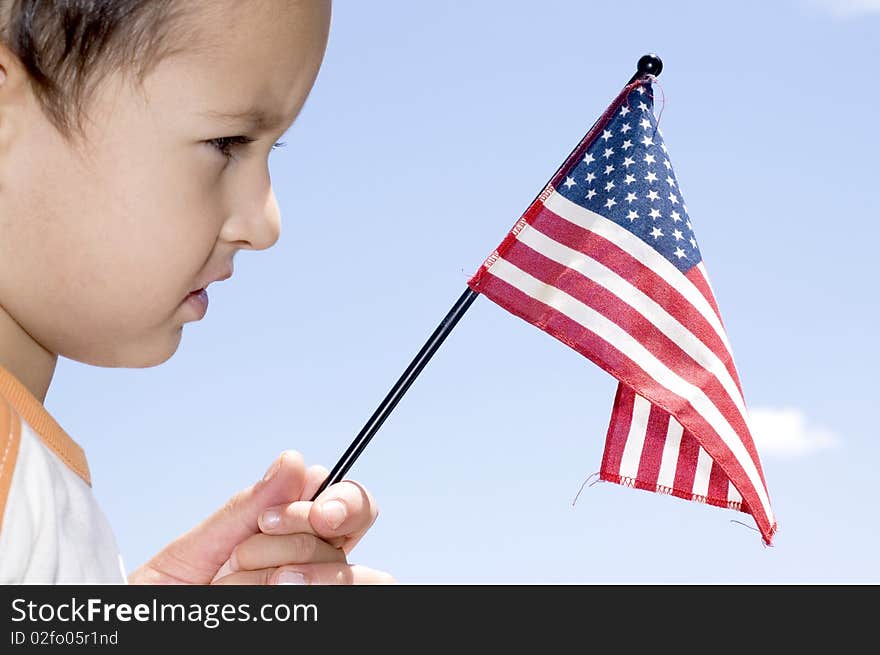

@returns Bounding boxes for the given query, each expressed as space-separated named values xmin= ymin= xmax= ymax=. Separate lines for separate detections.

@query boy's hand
xmin=127 ymin=451 xmax=393 ymax=585
xmin=210 ymin=463 xmax=394 ymax=585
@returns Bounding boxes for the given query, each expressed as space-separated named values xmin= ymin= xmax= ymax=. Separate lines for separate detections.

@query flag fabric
xmin=467 ymin=76 xmax=777 ymax=544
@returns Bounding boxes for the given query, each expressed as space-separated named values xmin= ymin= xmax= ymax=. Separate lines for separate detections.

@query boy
xmin=0 ymin=0 xmax=392 ymax=584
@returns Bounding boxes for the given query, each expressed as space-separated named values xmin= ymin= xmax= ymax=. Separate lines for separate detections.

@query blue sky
xmin=50 ymin=0 xmax=879 ymax=583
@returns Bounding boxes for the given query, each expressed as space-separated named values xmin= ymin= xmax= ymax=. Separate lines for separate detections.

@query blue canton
xmin=557 ymin=83 xmax=701 ymax=273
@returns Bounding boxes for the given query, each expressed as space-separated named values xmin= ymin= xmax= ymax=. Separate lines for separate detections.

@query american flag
xmin=467 ymin=77 xmax=777 ymax=544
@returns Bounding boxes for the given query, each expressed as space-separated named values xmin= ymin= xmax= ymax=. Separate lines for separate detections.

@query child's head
xmin=0 ymin=0 xmax=330 ymax=372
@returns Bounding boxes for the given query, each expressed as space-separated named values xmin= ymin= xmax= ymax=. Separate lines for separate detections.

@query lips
xmin=190 ymin=265 xmax=234 ymax=295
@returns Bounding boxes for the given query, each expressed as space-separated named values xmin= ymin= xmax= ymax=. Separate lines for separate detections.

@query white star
xmin=643 ymin=153 xmax=656 ymax=165
xmin=641 ymin=135 xmax=654 ymax=147
xmin=661 ymin=142 xmax=668 ymax=153
xmin=583 ymin=152 xmax=595 ymax=165
xmin=683 ymin=204 xmax=689 ymax=213
xmin=668 ymin=192 xmax=679 ymax=204
xmin=621 ymin=139 xmax=633 ymax=151
xmin=586 ymin=188 xmax=597 ymax=200
xmin=605 ymin=180 xmax=615 ymax=191
xmin=649 ymin=207 xmax=662 ymax=220
xmin=638 ymin=101 xmax=649 ymax=112
xmin=620 ymin=105 xmax=630 ymax=116
xmin=564 ymin=176 xmax=576 ymax=189
xmin=645 ymin=171 xmax=658 ymax=183
xmin=620 ymin=123 xmax=632 ymax=134
xmin=657 ymin=127 xmax=664 ymax=137
xmin=640 ymin=117 xmax=652 ymax=130
xmin=674 ymin=247 xmax=687 ymax=259
xmin=585 ymin=171 xmax=596 ymax=183
xmin=689 ymin=237 xmax=697 ymax=248
xmin=635 ymin=86 xmax=646 ymax=95
xmin=666 ymin=175 xmax=676 ymax=187
xmin=605 ymin=197 xmax=617 ymax=209
xmin=663 ymin=159 xmax=671 ymax=170
xmin=646 ymin=189 xmax=659 ymax=201
xmin=603 ymin=147 xmax=614 ymax=159
xmin=602 ymin=129 xmax=613 ymax=142
xmin=650 ymin=226 xmax=663 ymax=239
xmin=604 ymin=164 xmax=615 ymax=175
xmin=625 ymin=192 xmax=637 ymax=203
xmin=622 ymin=156 xmax=635 ymax=168
xmin=670 ymin=210 xmax=682 ymax=222
xmin=624 ymin=173 xmax=636 ymax=185
xmin=672 ymin=229 xmax=684 ymax=241
xmin=627 ymin=209 xmax=639 ymax=221
xmin=686 ymin=220 xmax=693 ymax=230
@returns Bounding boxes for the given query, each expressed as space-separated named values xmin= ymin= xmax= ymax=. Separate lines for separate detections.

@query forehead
xmin=145 ymin=0 xmax=331 ymax=130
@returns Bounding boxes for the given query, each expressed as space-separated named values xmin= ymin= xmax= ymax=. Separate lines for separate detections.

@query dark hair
xmin=0 ymin=0 xmax=194 ymax=143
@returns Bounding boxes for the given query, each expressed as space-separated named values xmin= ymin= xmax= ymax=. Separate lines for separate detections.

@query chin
xmin=66 ymin=329 xmax=183 ymax=369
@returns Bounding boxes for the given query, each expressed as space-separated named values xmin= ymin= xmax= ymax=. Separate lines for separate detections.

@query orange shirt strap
xmin=0 ymin=401 xmax=22 ymax=532
xmin=0 ymin=365 xmax=91 ymax=486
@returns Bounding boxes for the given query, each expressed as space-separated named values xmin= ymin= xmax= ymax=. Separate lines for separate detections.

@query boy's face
xmin=0 ymin=0 xmax=330 ymax=369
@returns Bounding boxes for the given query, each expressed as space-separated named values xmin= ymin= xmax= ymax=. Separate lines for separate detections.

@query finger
xmin=157 ymin=450 xmax=308 ymax=583
xmin=310 ymin=480 xmax=379 ymax=554
xmin=302 ymin=464 xmax=330 ymax=501
xmin=259 ymin=501 xmax=347 ymax=550
xmin=270 ymin=563 xmax=396 ymax=585
xmin=230 ymin=532 xmax=345 ymax=573
xmin=212 ymin=567 xmax=276 ymax=586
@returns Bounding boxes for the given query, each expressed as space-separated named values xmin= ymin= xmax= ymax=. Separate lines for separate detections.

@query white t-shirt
xmin=0 ymin=365 xmax=126 ymax=584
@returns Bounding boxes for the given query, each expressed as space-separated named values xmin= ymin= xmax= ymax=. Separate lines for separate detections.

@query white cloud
xmin=808 ymin=0 xmax=880 ymax=17
xmin=749 ymin=407 xmax=839 ymax=457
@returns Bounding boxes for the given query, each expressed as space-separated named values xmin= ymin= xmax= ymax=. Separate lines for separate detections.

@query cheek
xmin=2 ymin=141 xmax=219 ymax=340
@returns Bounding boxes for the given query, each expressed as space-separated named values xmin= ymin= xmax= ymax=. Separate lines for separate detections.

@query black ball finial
xmin=636 ymin=53 xmax=663 ymax=78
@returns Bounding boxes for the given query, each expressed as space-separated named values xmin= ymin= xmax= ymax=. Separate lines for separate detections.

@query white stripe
xmin=692 ymin=447 xmax=713 ymax=499
xmin=543 ymin=191 xmax=734 ymax=356
xmin=516 ymin=225 xmax=749 ymax=424
xmin=619 ymin=394 xmax=651 ymax=480
xmin=657 ymin=416 xmax=684 ymax=490
xmin=487 ymin=257 xmax=775 ymax=527
xmin=727 ymin=481 xmax=742 ymax=506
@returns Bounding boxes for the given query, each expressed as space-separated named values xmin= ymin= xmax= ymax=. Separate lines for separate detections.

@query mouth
xmin=183 ymin=288 xmax=209 ymax=319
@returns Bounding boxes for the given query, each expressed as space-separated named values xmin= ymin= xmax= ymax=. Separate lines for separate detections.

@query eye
xmin=207 ymin=136 xmax=287 ymax=160
xmin=207 ymin=135 xmax=254 ymax=160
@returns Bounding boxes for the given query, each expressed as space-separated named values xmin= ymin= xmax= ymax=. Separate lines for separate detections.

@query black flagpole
xmin=310 ymin=53 xmax=664 ymax=502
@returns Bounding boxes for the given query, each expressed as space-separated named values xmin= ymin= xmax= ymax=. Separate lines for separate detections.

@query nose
xmin=219 ymin=176 xmax=282 ymax=252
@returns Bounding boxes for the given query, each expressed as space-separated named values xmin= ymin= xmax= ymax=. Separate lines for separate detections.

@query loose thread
xmin=571 ymin=471 xmax=600 ymax=507
xmin=646 ymin=74 xmax=666 ymax=132
xmin=729 ymin=519 xmax=773 ymax=548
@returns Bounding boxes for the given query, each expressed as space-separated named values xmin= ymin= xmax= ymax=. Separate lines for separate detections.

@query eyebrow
xmin=199 ymin=108 xmax=289 ymax=132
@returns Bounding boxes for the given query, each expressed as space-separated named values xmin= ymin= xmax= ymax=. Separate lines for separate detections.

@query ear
xmin=0 ymin=40 xmax=32 ymax=104
xmin=0 ymin=41 xmax=33 ymax=153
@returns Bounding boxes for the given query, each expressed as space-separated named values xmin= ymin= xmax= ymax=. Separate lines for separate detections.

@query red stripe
xmin=526 ymin=205 xmax=742 ymax=392
xmin=600 ymin=383 xmax=633 ymax=476
xmin=672 ymin=431 xmax=700 ymax=501
xmin=686 ymin=265 xmax=723 ymax=325
xmin=634 ymin=402 xmax=670 ymax=489
xmin=502 ymin=239 xmax=755 ymax=455
xmin=477 ymin=270 xmax=775 ymax=542
xmin=707 ymin=460 xmax=731 ymax=506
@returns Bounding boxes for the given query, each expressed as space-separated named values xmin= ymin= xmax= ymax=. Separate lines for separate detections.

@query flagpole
xmin=309 ymin=53 xmax=664 ymax=502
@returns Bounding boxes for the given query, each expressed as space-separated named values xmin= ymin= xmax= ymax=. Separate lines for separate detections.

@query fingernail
xmin=276 ymin=571 xmax=307 ymax=585
xmin=214 ymin=551 xmax=238 ymax=580
xmin=260 ymin=509 xmax=281 ymax=531
xmin=320 ymin=500 xmax=347 ymax=530
xmin=262 ymin=455 xmax=282 ymax=482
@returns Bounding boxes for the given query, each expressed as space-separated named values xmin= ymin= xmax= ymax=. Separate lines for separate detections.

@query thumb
xmin=138 ymin=450 xmax=308 ymax=584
